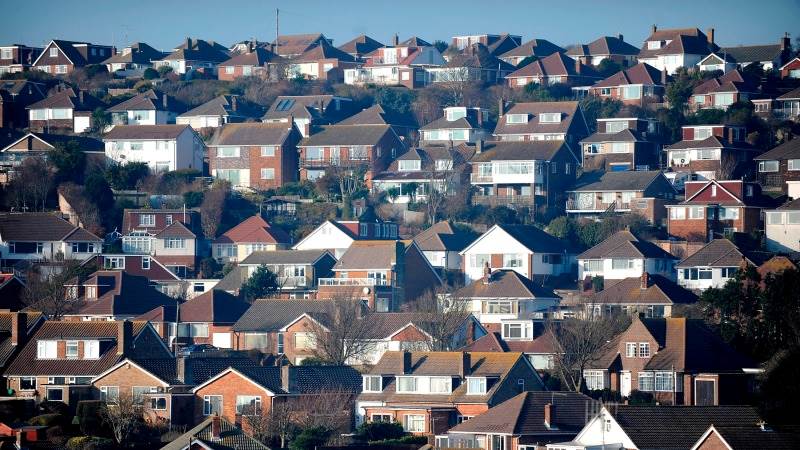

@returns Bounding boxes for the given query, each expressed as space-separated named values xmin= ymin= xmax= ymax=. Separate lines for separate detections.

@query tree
xmin=23 ymin=260 xmax=89 ymax=319
xmin=7 ymin=157 xmax=52 ymax=211
xmin=104 ymin=162 xmax=149 ymax=190
xmin=240 ymin=265 xmax=280 ymax=301
xmin=157 ymin=65 xmax=173 ymax=76
xmin=290 ymin=427 xmax=331 ymax=450
xmin=665 ymin=68 xmax=696 ymax=110
xmin=307 ymin=297 xmax=378 ymax=365
xmin=326 ymin=164 xmax=366 ymax=217
xmin=596 ymin=58 xmax=623 ymax=78
xmin=48 ymin=140 xmax=86 ymax=183
xmin=199 ymin=180 xmax=229 ymax=238
xmin=91 ymin=108 xmax=111 ymax=133
xmin=412 ymin=289 xmax=472 ymax=351
xmin=432 ymin=40 xmax=449 ymax=54
xmin=57 ymin=183 xmax=103 ymax=235
xmin=142 ymin=68 xmax=159 ymax=80
xmin=100 ymin=393 xmax=144 ymax=446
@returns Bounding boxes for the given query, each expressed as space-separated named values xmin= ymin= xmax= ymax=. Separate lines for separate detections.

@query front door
xmin=620 ymin=371 xmax=632 ymax=397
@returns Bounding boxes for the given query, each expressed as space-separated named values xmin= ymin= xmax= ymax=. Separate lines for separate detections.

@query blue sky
xmin=2 ymin=0 xmax=798 ymax=52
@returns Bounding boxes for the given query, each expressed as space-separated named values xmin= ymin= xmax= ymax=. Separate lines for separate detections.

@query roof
xmin=592 ymin=63 xmax=667 ymax=88
xmin=0 ymin=213 xmax=100 ymax=242
xmin=293 ymin=40 xmax=356 ymax=63
xmin=154 ymin=221 xmax=196 ymax=239
xmin=777 ymin=86 xmax=800 ymax=100
xmin=753 ymin=138 xmax=800 ymax=161
xmin=27 ymin=88 xmax=104 ymax=112
xmin=103 ymin=124 xmax=190 ymax=140
xmin=209 ymin=122 xmax=294 ymax=146
xmin=239 ymin=249 xmax=332 ymax=266
xmin=776 ymin=198 xmax=800 ymax=211
xmin=69 ymin=271 xmax=180 ymax=318
xmin=589 ymin=275 xmax=697 ymax=306
xmin=692 ymin=70 xmax=754 ymax=95
xmin=1 ymin=132 xmax=105 ymax=153
xmin=333 ymin=240 xmax=400 ymax=270
xmin=444 ymin=43 xmax=515 ymax=71
xmin=178 ymin=95 xmax=263 ymax=120
xmin=449 ymin=391 xmax=596 ymax=437
xmin=581 ymin=128 xmax=647 ymax=144
xmin=220 ymin=47 xmax=282 ymax=67
xmin=299 ymin=124 xmax=393 ymax=147
xmin=471 ymin=140 xmax=569 ymax=162
xmin=676 ymin=239 xmax=752 ymax=268
xmin=720 ymin=44 xmax=784 ymax=64
xmin=462 ymin=330 xmax=560 ymax=355
xmin=337 ymin=104 xmax=418 ymax=129
xmin=102 ymin=42 xmax=166 ymax=65
xmin=263 ymin=94 xmax=344 ymax=120
xmin=494 ymin=101 xmax=586 ymax=137
xmin=412 ymin=221 xmax=476 ymax=253
xmin=232 ymin=299 xmax=337 ymax=332
xmin=271 ymin=33 xmax=328 ymax=56
xmin=337 ymin=34 xmax=384 ymax=56
xmin=420 ymin=115 xmax=480 ymax=131
xmin=400 ymin=36 xmax=431 ymax=47
xmin=506 ymin=52 xmax=600 ymax=79
xmin=160 ymin=416 xmax=269 ymax=450
xmin=0 ymin=312 xmax=43 ymax=367
xmin=578 ymin=230 xmax=676 ymax=260
xmin=566 ymin=36 xmax=640 ymax=57
xmin=159 ymin=38 xmax=229 ymax=63
xmin=213 ymin=215 xmax=290 ymax=245
xmin=492 ymin=224 xmax=573 ymax=254
xmin=638 ymin=28 xmax=717 ymax=58
xmin=572 ymin=170 xmax=666 ymax=192
xmin=454 ymin=270 xmax=560 ymax=300
xmin=499 ymin=38 xmax=565 ymax=59
xmin=180 ymin=290 xmax=251 ymax=324
xmin=107 ymin=89 xmax=186 ymax=114
xmin=697 ymin=425 xmax=800 ymax=450
xmin=356 ymin=311 xmax=474 ymax=340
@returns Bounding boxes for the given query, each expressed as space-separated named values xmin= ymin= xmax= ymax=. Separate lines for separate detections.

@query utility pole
xmin=275 ymin=8 xmax=280 ymax=55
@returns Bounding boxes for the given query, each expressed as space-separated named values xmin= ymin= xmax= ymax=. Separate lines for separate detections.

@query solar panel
xmin=276 ymin=99 xmax=295 ymax=111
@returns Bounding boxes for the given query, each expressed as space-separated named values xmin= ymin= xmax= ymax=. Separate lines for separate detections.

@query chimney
xmin=211 ymin=414 xmax=221 ymax=440
xmin=402 ymin=350 xmax=412 ymax=374
xmin=575 ymin=58 xmax=582 ymax=75
xmin=466 ymin=320 xmax=475 ymax=343
xmin=186 ymin=37 xmax=192 ymax=49
xmin=617 ymin=34 xmax=624 ymax=42
xmin=459 ymin=352 xmax=471 ymax=378
xmin=281 ymin=364 xmax=293 ymax=393
xmin=661 ymin=68 xmax=668 ymax=85
xmin=116 ymin=320 xmax=132 ymax=356
xmin=177 ymin=356 xmax=193 ymax=384
xmin=78 ymin=90 xmax=84 ymax=105
xmin=476 ymin=139 xmax=484 ymax=154
xmin=392 ymin=34 xmax=399 ymax=46
xmin=652 ymin=24 xmax=657 ymax=34
xmin=498 ymin=98 xmax=505 ymax=117
xmin=231 ymin=95 xmax=238 ymax=112
xmin=11 ymin=312 xmax=27 ymax=346
xmin=287 ymin=113 xmax=294 ymax=130
xmin=782 ymin=33 xmax=791 ymax=51
xmin=162 ymin=93 xmax=168 ymax=109
xmin=482 ymin=261 xmax=491 ymax=284
xmin=544 ymin=403 xmax=556 ymax=429
xmin=707 ymin=28 xmax=715 ymax=45
xmin=641 ymin=272 xmax=649 ymax=290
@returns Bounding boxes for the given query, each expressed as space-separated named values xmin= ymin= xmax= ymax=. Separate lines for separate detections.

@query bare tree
xmin=101 ymin=392 xmax=145 ymax=446
xmin=23 ymin=260 xmax=87 ymax=319
xmin=306 ymin=297 xmax=378 ymax=365
xmin=424 ymin=157 xmax=468 ymax=224
xmin=7 ymin=157 xmax=53 ymax=211
xmin=718 ymin=153 xmax=739 ymax=180
xmin=199 ymin=180 xmax=229 ymax=239
xmin=411 ymin=289 xmax=472 ymax=351
xmin=433 ymin=66 xmax=474 ymax=107
xmin=326 ymin=164 xmax=367 ymax=218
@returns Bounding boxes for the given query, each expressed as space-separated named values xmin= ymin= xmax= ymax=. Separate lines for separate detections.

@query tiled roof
xmin=566 ymin=36 xmax=640 ymax=57
xmin=721 ymin=44 xmax=784 ymax=64
xmin=262 ymin=94 xmax=341 ymax=120
xmin=4 ymin=133 xmax=105 ymax=153
xmin=413 ymin=221 xmax=476 ymax=253
xmin=420 ymin=116 xmax=479 ymax=131
xmin=581 ymin=128 xmax=646 ymax=144
xmin=665 ymin=135 xmax=757 ymax=151
xmin=293 ymin=40 xmax=356 ymax=63
xmin=71 ymin=271 xmax=180 ymax=318
xmin=0 ymin=312 xmax=43 ymax=367
xmin=676 ymin=239 xmax=752 ymax=268
xmin=160 ymin=416 xmax=269 ymax=450
xmin=338 ymin=104 xmax=418 ymax=129
xmin=753 ymin=138 xmax=800 ymax=161
xmin=213 ymin=215 xmax=290 ymax=245
xmin=499 ymin=39 xmax=565 ymax=59
xmin=220 ymin=47 xmax=283 ymax=67
xmin=209 ymin=122 xmax=294 ymax=146
xmin=271 ymin=34 xmax=328 ymax=56
xmin=578 ymin=230 xmax=676 ymax=260
xmin=102 ymin=42 xmax=166 ymax=65
xmin=460 ymin=330 xmax=560 ymax=355
xmin=232 ymin=299 xmax=336 ymax=332
xmin=178 ymin=95 xmax=264 ymax=120
xmin=400 ymin=37 xmax=431 ymax=47
xmin=494 ymin=101 xmax=586 ymax=137
xmin=154 ymin=221 xmax=196 ymax=239
xmin=589 ymin=275 xmax=697 ymax=306
xmin=454 ymin=270 xmax=559 ymax=300
xmin=27 ymin=89 xmax=104 ymax=111
xmin=444 ymin=43 xmax=515 ymax=71
xmin=337 ymin=35 xmax=384 ymax=56
xmin=0 ymin=213 xmax=99 ymax=242
xmin=103 ymin=125 xmax=190 ymax=140
xmin=179 ymin=290 xmax=251 ymax=324
xmin=160 ymin=38 xmax=229 ymax=63
xmin=638 ymin=28 xmax=717 ymax=58
xmin=592 ymin=63 xmax=667 ymax=88
xmin=776 ymin=86 xmax=800 ymax=100
xmin=374 ymin=144 xmax=474 ymax=181
xmin=700 ymin=425 xmax=800 ymax=450
xmin=776 ymin=198 xmax=800 ymax=210
xmin=107 ymin=89 xmax=186 ymax=114
xmin=471 ymin=140 xmax=568 ymax=162
xmin=333 ymin=240 xmax=400 ymax=270
xmin=506 ymin=52 xmax=600 ymax=79
xmin=496 ymin=224 xmax=573 ymax=254
xmin=693 ymin=70 xmax=754 ymax=95
xmin=299 ymin=124 xmax=394 ymax=146
xmin=239 ymin=249 xmax=332 ymax=266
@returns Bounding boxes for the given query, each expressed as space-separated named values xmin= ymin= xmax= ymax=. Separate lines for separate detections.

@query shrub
xmin=39 ymin=400 xmax=69 ymax=416
xmin=183 ymin=191 xmax=204 ymax=208
xmin=290 ymin=427 xmax=331 ymax=450
xmin=84 ymin=437 xmax=115 ymax=450
xmin=67 ymin=436 xmax=92 ymax=450
xmin=75 ymin=400 xmax=104 ymax=435
xmin=628 ymin=390 xmax=656 ymax=405
xmin=356 ymin=421 xmax=405 ymax=441
xmin=45 ymin=425 xmax=68 ymax=446
xmin=29 ymin=413 xmax=67 ymax=427
xmin=370 ymin=435 xmax=429 ymax=445
xmin=143 ymin=68 xmax=159 ymax=80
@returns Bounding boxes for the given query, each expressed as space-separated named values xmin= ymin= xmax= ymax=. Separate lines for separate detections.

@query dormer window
xmin=605 ymin=120 xmax=627 ymax=133
xmin=466 ymin=377 xmax=487 ymax=395
xmin=363 ymin=375 xmax=382 ymax=392
xmin=398 ymin=160 xmax=421 ymax=171
xmin=435 ymin=159 xmax=453 ymax=171
xmin=37 ymin=340 xmax=57 ymax=359
xmin=85 ymin=286 xmax=97 ymax=299
xmin=694 ymin=127 xmax=712 ymax=140
xmin=539 ymin=113 xmax=561 ymax=123
xmin=446 ymin=108 xmax=467 ymax=121
xmin=647 ymin=41 xmax=661 ymax=50
xmin=506 ymin=114 xmax=528 ymax=124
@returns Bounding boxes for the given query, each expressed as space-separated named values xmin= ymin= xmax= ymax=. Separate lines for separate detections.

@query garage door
xmin=212 ymin=332 xmax=232 ymax=349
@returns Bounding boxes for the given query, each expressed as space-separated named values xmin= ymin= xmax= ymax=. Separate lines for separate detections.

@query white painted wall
xmin=677 ymin=266 xmax=736 ymax=291
xmin=177 ymin=115 xmax=222 ymax=129
xmin=579 ymin=257 xmax=676 ymax=281
xmin=462 ymin=227 xmax=532 ymax=283
xmin=765 ymin=217 xmax=800 ymax=252
xmin=293 ymin=221 xmax=354 ymax=259
xmin=558 ymin=408 xmax=632 ymax=450
xmin=74 ymin=116 xmax=91 ymax=133
xmin=105 ymin=128 xmax=203 ymax=172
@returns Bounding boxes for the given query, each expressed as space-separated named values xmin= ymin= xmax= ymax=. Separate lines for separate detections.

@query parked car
xmin=177 ymin=344 xmax=217 ymax=357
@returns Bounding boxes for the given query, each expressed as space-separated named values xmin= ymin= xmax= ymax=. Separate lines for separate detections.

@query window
xmin=225 ymin=66 xmax=234 ymax=74
xmin=305 ymin=147 xmax=324 ymax=160
xmin=260 ymin=146 xmax=276 ymax=157
xmin=30 ymin=109 xmax=46 ymax=120
xmin=485 ymin=301 xmax=513 ymax=314
xmin=294 ymin=332 xmax=316 ymax=350
xmin=612 ymin=259 xmax=635 ymax=270
xmin=165 ymin=238 xmax=185 ymax=249
xmin=638 ymin=372 xmax=654 ymax=391
xmin=639 ymin=342 xmax=650 ymax=358
xmin=132 ymin=386 xmax=157 ymax=399
xmin=66 ymin=341 xmax=79 ymax=359
xmin=403 ymin=415 xmax=425 ymax=432
xmin=582 ymin=259 xmax=603 ymax=272
xmin=37 ymin=340 xmax=57 ymax=359
xmin=71 ymin=242 xmax=96 ymax=253
xmin=0 ymin=48 xmax=11 ymax=60
xmin=396 ymin=376 xmax=417 ymax=393
xmin=363 ymin=376 xmax=382 ymax=392
xmin=139 ymin=214 xmax=156 ymax=227
xmin=584 ymin=370 xmax=605 ymax=390
xmin=49 ymin=47 xmax=58 ymax=57
xmin=714 ymin=93 xmax=734 ymax=106
xmin=130 ymin=142 xmax=144 ymax=151
xmin=670 ymin=207 xmax=686 ymax=220
xmin=216 ymin=147 xmax=240 ymax=158
xmin=435 ymin=159 xmax=453 ymax=171
xmin=718 ymin=207 xmax=739 ymax=220
xmin=141 ymin=257 xmax=151 ymax=269
xmin=621 ymin=85 xmax=642 ymax=100
xmin=503 ymin=253 xmax=523 ymax=268
xmin=104 ymin=256 xmax=125 ymax=269
xmin=506 ymin=114 xmax=528 ymax=124
xmin=150 ymin=397 xmax=167 ymax=410
xmin=788 ymin=159 xmax=800 ymax=171
xmin=605 ymin=121 xmax=627 ymax=133
xmin=611 ymin=142 xmax=630 ymax=153
xmin=503 ymin=323 xmax=529 ymax=340
xmin=720 ymin=267 xmax=738 ymax=278
xmin=539 ymin=112 xmax=561 ymax=123
xmin=84 ymin=340 xmax=99 ymax=359
xmin=350 ymin=146 xmax=368 ymax=160
xmin=698 ymin=268 xmax=712 ymax=279
xmin=466 ymin=377 xmax=486 ymax=395
xmin=469 ymin=253 xmax=490 ymax=269
xmin=697 ymin=149 xmax=718 ymax=160
xmin=788 ymin=212 xmax=800 ymax=224
xmin=688 ymin=206 xmax=704 ymax=219
xmin=429 ymin=377 xmax=452 ymax=394
xmin=189 ymin=323 xmax=209 ymax=338
xmin=20 ymin=377 xmax=36 ymax=390
xmin=647 ymin=41 xmax=661 ymax=50
xmin=236 ymin=396 xmax=262 ymax=415
xmin=203 ymin=395 xmax=222 ymax=416
xmin=132 ymin=110 xmax=151 ymax=121
xmin=586 ymin=143 xmax=599 ymax=154
xmin=47 ymin=388 xmax=64 ymax=402
xmin=625 ymin=343 xmax=637 ymax=358
xmin=277 ymin=332 xmax=284 ymax=354
xmin=371 ymin=414 xmax=393 ymax=423
xmin=654 ymin=371 xmax=674 ymax=391
xmin=694 ymin=95 xmax=705 ymax=104
xmin=260 ymin=168 xmax=275 ymax=180
xmin=759 ymin=160 xmax=779 ymax=172
xmin=398 ymin=160 xmax=421 ymax=171
xmin=695 ymin=128 xmax=712 ymax=140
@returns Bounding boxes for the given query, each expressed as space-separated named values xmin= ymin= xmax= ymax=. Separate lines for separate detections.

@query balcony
xmin=472 ymin=195 xmax=535 ymax=207
xmin=300 ymin=157 xmax=370 ymax=169
xmin=566 ymin=199 xmax=631 ymax=212
xmin=318 ymin=277 xmax=390 ymax=287
xmin=278 ymin=276 xmax=308 ymax=288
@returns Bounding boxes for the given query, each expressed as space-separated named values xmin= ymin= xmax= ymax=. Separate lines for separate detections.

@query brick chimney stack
xmin=652 ymin=24 xmax=658 ymax=34
xmin=482 ymin=261 xmax=492 ymax=284
xmin=116 ymin=320 xmax=132 ymax=356
xmin=661 ymin=68 xmax=668 ymax=85
xmin=641 ymin=272 xmax=649 ymax=290
xmin=617 ymin=34 xmax=624 ymax=42
xmin=707 ymin=28 xmax=715 ymax=45
xmin=11 ymin=312 xmax=27 ymax=346
xmin=544 ymin=403 xmax=556 ymax=429
xmin=782 ymin=33 xmax=791 ymax=51
xmin=211 ymin=414 xmax=221 ymax=440
xmin=575 ymin=58 xmax=582 ymax=75
xmin=392 ymin=34 xmax=399 ymax=47
xmin=281 ymin=364 xmax=293 ymax=393
xmin=459 ymin=352 xmax=471 ymax=378
xmin=498 ymin=98 xmax=505 ymax=117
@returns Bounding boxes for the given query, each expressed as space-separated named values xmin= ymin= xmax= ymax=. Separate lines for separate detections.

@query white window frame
xmin=363 ymin=375 xmax=382 ymax=392
xmin=203 ymin=395 xmax=222 ymax=416
xmin=403 ymin=414 xmax=425 ymax=433
xmin=639 ymin=342 xmax=651 ymax=358
xmin=466 ymin=377 xmax=487 ymax=395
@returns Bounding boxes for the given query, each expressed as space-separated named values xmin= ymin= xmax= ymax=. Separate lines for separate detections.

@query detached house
xmin=505 ymin=52 xmax=602 ymax=88
xmin=450 ymin=33 xmax=522 ymax=57
xmin=580 ymin=117 xmax=663 ymax=171
xmin=262 ymin=94 xmax=354 ymax=137
xmin=177 ymin=95 xmax=264 ymax=130
xmin=675 ymin=239 xmax=757 ymax=291
xmin=120 ymin=208 xmax=202 ymax=276
xmin=498 ymin=39 xmax=565 ymax=66
xmin=104 ymin=124 xmax=205 ymax=172
xmin=0 ymin=79 xmax=46 ymax=129
xmin=338 ymin=34 xmax=384 ymax=60
xmin=753 ymin=138 xmax=800 ymax=192
xmin=107 ymin=89 xmax=186 ymax=126
xmin=27 ymin=88 xmax=105 ymax=133
xmin=566 ymin=35 xmax=640 ymax=67
xmin=0 ymin=133 xmax=103 ymax=185
xmin=356 ymin=351 xmax=544 ymax=436
xmin=211 ymin=215 xmax=290 ymax=263
xmin=32 ymin=39 xmax=114 ymax=75
xmin=102 ymin=42 xmax=166 ymax=75
xmin=153 ymin=38 xmax=230 ymax=75
xmin=338 ymin=104 xmax=418 ymax=139
xmin=271 ymin=33 xmax=330 ymax=58
xmin=288 ymin=40 xmax=359 ymax=81
xmin=344 ymin=37 xmax=445 ymax=88
xmin=494 ymin=101 xmax=590 ymax=147
xmin=412 ymin=221 xmax=477 ymax=274
xmin=698 ymin=35 xmax=793 ymax=71
xmin=665 ymin=124 xmax=754 ymax=181
xmin=0 ymin=44 xmax=42 ymax=74
xmin=428 ymin=43 xmax=515 ymax=84
xmin=0 ymin=213 xmax=102 ymax=264
xmin=582 ymin=317 xmax=757 ymax=405
xmin=690 ymin=70 xmax=756 ymax=111
xmin=292 ymin=218 xmax=400 ymax=259
xmin=217 ymin=46 xmax=283 ymax=81
xmin=566 ymin=171 xmax=677 ymax=224
xmin=420 ymin=106 xmax=488 ymax=144
xmin=577 ymin=230 xmax=678 ymax=284
xmin=208 ymin=122 xmax=301 ymax=190
xmin=585 ymin=272 xmax=697 ymax=318
xmin=588 ymin=63 xmax=669 ymax=107
xmin=637 ymin=26 xmax=718 ymax=74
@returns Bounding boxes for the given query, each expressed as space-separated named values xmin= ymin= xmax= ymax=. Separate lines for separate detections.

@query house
xmin=582 ymin=317 xmax=757 ymax=404
xmin=288 ymin=40 xmax=359 ymax=81
xmin=338 ymin=35 xmax=384 ymax=60
xmin=460 ymin=326 xmax=560 ymax=371
xmin=0 ymin=312 xmax=44 ymax=392
xmin=420 ymin=106 xmax=489 ymax=144
xmin=175 ymin=290 xmax=251 ymax=349
xmin=356 ymin=351 xmax=544 ymax=435
xmin=698 ymin=35 xmax=793 ymax=71
xmin=754 ymin=137 xmax=800 ymax=192
xmin=344 ymin=36 xmax=445 ymax=88
xmin=446 ymin=391 xmax=599 ymax=449
xmin=666 ymin=180 xmax=770 ymax=242
xmin=217 ymin=46 xmax=283 ymax=81
xmin=0 ymin=274 xmax=26 ymax=311
xmin=262 ymin=94 xmax=354 ymax=137
xmin=566 ymin=35 xmax=640 ymax=67
xmin=3 ymin=320 xmax=171 ymax=406
xmin=271 ymin=33 xmax=330 ymax=58
xmin=26 ymin=88 xmax=105 ymax=133
xmin=153 ymin=38 xmax=230 ymax=75
xmin=0 ymin=80 xmax=46 ymax=129
xmin=780 ymin=56 xmax=800 ymax=79
xmin=211 ymin=215 xmax=290 ymax=263
xmin=765 ymin=198 xmax=800 ymax=252
xmin=585 ymin=272 xmax=697 ymax=318
xmin=664 ymin=124 xmax=755 ymax=181
xmin=102 ymin=42 xmax=166 ymax=75
xmin=292 ymin=218 xmax=400 ymax=258
xmin=469 ymin=140 xmax=578 ymax=212
xmin=0 ymin=44 xmax=42 ymax=74
xmin=675 ymin=239 xmax=758 ymax=291
xmin=498 ymin=39 xmax=565 ymax=66
xmin=428 ymin=43 xmax=515 ymax=85
xmin=120 ymin=208 xmax=203 ymax=276
xmin=207 ymin=122 xmax=302 ymax=190
xmin=104 ymin=124 xmax=205 ymax=172
xmin=690 ymin=424 xmax=800 ymax=450
xmin=216 ymin=249 xmax=336 ymax=298
xmin=160 ymin=416 xmax=270 ymax=450
xmin=107 ymin=90 xmax=187 ymax=126
xmin=637 ymin=26 xmax=718 ymax=74
xmin=412 ymin=221 xmax=477 ymax=274
xmin=32 ymin=39 xmax=114 ymax=75
xmin=0 ymin=132 xmax=104 ymax=185
xmin=690 ymin=70 xmax=756 ymax=110
xmin=577 ymin=230 xmax=678 ymax=284
xmin=0 ymin=213 xmax=102 ymax=264
xmin=450 ymin=33 xmax=522 ymax=56
xmin=372 ymin=144 xmax=473 ymax=204
xmin=176 ymin=95 xmax=264 ymax=129
xmin=297 ymin=124 xmax=404 ymax=182
xmin=338 ymin=104 xmax=418 ymax=138
xmin=317 ymin=240 xmax=441 ymax=311
xmin=460 ymin=224 xmax=576 ymax=284
xmin=588 ymin=63 xmax=669 ymax=107
xmin=494 ymin=101 xmax=590 ymax=147
xmin=87 ymin=254 xmax=184 ymax=296
xmin=453 ymin=269 xmax=561 ymax=328
xmin=547 ymin=405 xmax=764 ymax=450
xmin=580 ymin=117 xmax=663 ymax=171
xmin=505 ymin=52 xmax=602 ymax=88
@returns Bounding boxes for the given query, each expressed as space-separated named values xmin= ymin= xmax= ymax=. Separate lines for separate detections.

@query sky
xmin=1 ymin=0 xmax=798 ymax=52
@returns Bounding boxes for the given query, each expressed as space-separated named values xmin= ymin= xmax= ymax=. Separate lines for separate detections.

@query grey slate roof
xmin=720 ymin=44 xmax=784 ymax=64
xmin=753 ymin=138 xmax=800 ymax=161
xmin=590 ymin=275 xmax=697 ymax=306
xmin=0 ymin=213 xmax=100 ymax=242
xmin=299 ymin=124 xmax=392 ymax=146
xmin=454 ymin=269 xmax=560 ymax=300
xmin=471 ymin=140 xmax=568 ymax=162
xmin=232 ymin=299 xmax=335 ymax=332
xmin=104 ymin=125 xmax=190 ymax=140
xmin=676 ymin=239 xmax=752 ymax=268
xmin=571 ymin=170 xmax=665 ymax=192
xmin=178 ymin=95 xmax=263 ymax=120
xmin=500 ymin=224 xmax=574 ymax=254
xmin=209 ymin=122 xmax=294 ymax=146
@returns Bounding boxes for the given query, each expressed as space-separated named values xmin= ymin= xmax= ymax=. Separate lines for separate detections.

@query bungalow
xmin=292 ymin=217 xmax=400 ymax=259
xmin=107 ymin=89 xmax=187 ymax=126
xmin=211 ymin=215 xmax=290 ymax=264
xmin=664 ymin=124 xmax=754 ymax=181
xmin=176 ymin=95 xmax=264 ymax=130
xmin=637 ymin=26 xmax=718 ymax=74
xmin=585 ymin=272 xmax=697 ymax=318
xmin=498 ymin=39 xmax=565 ymax=67
xmin=419 ymin=106 xmax=489 ymax=144
xmin=153 ymin=38 xmax=230 ymax=75
xmin=698 ymin=35 xmax=793 ymax=71
xmin=765 ymin=198 xmax=800 ymax=253
xmin=505 ymin=52 xmax=602 ymax=88
xmin=754 ymin=136 xmax=800 ymax=192
xmin=690 ymin=70 xmax=756 ymax=111
xmin=271 ymin=33 xmax=330 ymax=58
xmin=0 ymin=132 xmax=104 ymax=185
xmin=566 ymin=35 xmax=640 ymax=67
xmin=588 ymin=63 xmax=669 ymax=107
xmin=494 ymin=101 xmax=590 ymax=147
xmin=580 ymin=117 xmax=664 ymax=171
xmin=577 ymin=230 xmax=678 ymax=284
xmin=344 ymin=36 xmax=444 ymax=88
xmin=102 ymin=42 xmax=166 ymax=75
xmin=337 ymin=35 xmax=384 ymax=60
xmin=779 ymin=56 xmax=800 ymax=79
xmin=27 ymin=88 xmax=105 ymax=133
xmin=0 ymin=213 xmax=102 ymax=264
xmin=217 ymin=46 xmax=283 ymax=81
xmin=675 ymin=239 xmax=757 ymax=291
xmin=32 ymin=39 xmax=113 ymax=75
xmin=103 ymin=124 xmax=205 ymax=173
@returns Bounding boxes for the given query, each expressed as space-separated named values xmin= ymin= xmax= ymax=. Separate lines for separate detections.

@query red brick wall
xmin=391 ymin=325 xmax=428 ymax=342
xmin=92 ymin=362 xmax=173 ymax=422
xmin=694 ymin=429 xmax=729 ymax=450
xmin=193 ymin=371 xmax=272 ymax=423
xmin=217 ymin=65 xmax=269 ymax=81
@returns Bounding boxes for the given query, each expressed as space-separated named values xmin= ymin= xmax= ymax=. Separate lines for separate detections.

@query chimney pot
xmin=392 ymin=34 xmax=399 ymax=47
xmin=476 ymin=139 xmax=484 ymax=154
xmin=211 ymin=414 xmax=221 ymax=440
xmin=617 ymin=34 xmax=624 ymax=42
xmin=652 ymin=24 xmax=657 ymax=34
xmin=11 ymin=312 xmax=27 ymax=346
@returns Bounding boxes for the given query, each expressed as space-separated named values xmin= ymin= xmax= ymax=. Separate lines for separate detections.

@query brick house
xmin=690 ymin=70 xmax=756 ymax=111
xmin=0 ymin=312 xmax=44 ymax=392
xmin=0 ymin=44 xmax=42 ymax=74
xmin=566 ymin=35 xmax=640 ymax=67
xmin=343 ymin=36 xmax=445 ymax=88
xmin=637 ymin=26 xmax=718 ymax=74
xmin=217 ymin=46 xmax=283 ymax=81
xmin=0 ymin=213 xmax=102 ymax=265
xmin=27 ymin=88 xmax=105 ymax=133
xmin=337 ymin=35 xmax=384 ymax=60
xmin=211 ymin=215 xmax=290 ymax=264
xmin=419 ymin=106 xmax=489 ymax=145
xmin=0 ymin=80 xmax=46 ymax=129
xmin=780 ymin=56 xmax=800 ymax=80
xmin=582 ymin=317 xmax=757 ymax=405
xmin=88 ymin=254 xmax=184 ymax=297
xmin=32 ymin=40 xmax=114 ymax=75
xmin=120 ymin=208 xmax=203 ymax=276
xmin=588 ymin=63 xmax=669 ymax=107
xmin=177 ymin=95 xmax=264 ymax=130
xmin=271 ymin=33 xmax=331 ymax=58
xmin=460 ymin=224 xmax=576 ymax=284
xmin=338 ymin=104 xmax=418 ymax=139
xmin=675 ymin=238 xmax=758 ymax=291
xmin=160 ymin=415 xmax=270 ymax=449
xmin=173 ymin=290 xmax=251 ymax=349
xmin=585 ymin=272 xmax=697 ymax=319
xmin=666 ymin=179 xmax=771 ymax=242
xmin=103 ymin=124 xmax=205 ymax=173
xmin=356 ymin=351 xmax=544 ymax=437
xmin=292 ymin=218 xmax=400 ymax=259
xmin=297 ymin=124 xmax=405 ymax=184
xmin=497 ymin=39 xmax=565 ymax=67
xmin=505 ymin=52 xmax=602 ymax=88
xmin=494 ymin=101 xmax=590 ymax=149
xmin=262 ymin=95 xmax=354 ymax=137
xmin=288 ymin=40 xmax=359 ymax=82
xmin=446 ymin=391 xmax=599 ymax=450
xmin=664 ymin=124 xmax=755 ymax=181
xmin=207 ymin=122 xmax=301 ymax=190
xmin=101 ymin=42 xmax=166 ymax=74
xmin=581 ymin=117 xmax=663 ymax=171
xmin=412 ymin=221 xmax=478 ymax=275
xmin=107 ymin=89 xmax=187 ymax=126
xmin=4 ymin=320 xmax=171 ymax=406
xmin=577 ymin=230 xmax=678 ymax=284
xmin=691 ymin=424 xmax=800 ymax=450
xmin=0 ymin=132 xmax=103 ymax=185
xmin=753 ymin=138 xmax=800 ymax=192
xmin=152 ymin=38 xmax=230 ymax=76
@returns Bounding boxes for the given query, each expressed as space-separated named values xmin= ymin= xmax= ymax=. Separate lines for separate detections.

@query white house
xmin=577 ymin=230 xmax=677 ymax=283
xmin=103 ymin=125 xmax=204 ymax=172
xmin=765 ymin=199 xmax=800 ymax=253
xmin=0 ymin=213 xmax=102 ymax=263
xmin=637 ymin=27 xmax=717 ymax=74
xmin=676 ymin=239 xmax=751 ymax=291
xmin=292 ymin=219 xmax=398 ymax=259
